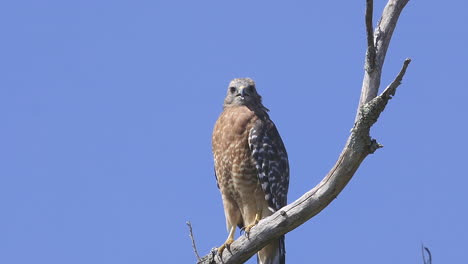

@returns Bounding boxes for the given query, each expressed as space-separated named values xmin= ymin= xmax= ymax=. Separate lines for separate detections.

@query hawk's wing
xmin=249 ymin=118 xmax=289 ymax=211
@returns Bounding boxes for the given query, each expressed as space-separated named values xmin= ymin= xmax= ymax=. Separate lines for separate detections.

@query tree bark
xmin=196 ymin=0 xmax=411 ymax=263
xmin=358 ymin=0 xmax=410 ymax=111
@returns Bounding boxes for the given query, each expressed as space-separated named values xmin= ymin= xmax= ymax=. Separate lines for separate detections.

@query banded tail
xmin=257 ymin=235 xmax=285 ymax=264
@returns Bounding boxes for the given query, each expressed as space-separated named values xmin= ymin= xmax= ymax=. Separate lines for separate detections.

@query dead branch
xmin=358 ymin=0 xmax=410 ymax=114
xmin=186 ymin=221 xmax=202 ymax=262
xmin=365 ymin=0 xmax=376 ymax=71
xmin=422 ymin=244 xmax=432 ymax=264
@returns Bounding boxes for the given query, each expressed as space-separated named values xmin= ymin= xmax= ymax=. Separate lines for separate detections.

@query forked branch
xmin=365 ymin=0 xmax=376 ymax=70
xmin=358 ymin=0 xmax=410 ymax=113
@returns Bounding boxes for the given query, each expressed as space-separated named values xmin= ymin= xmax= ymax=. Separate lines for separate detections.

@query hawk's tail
xmin=257 ymin=235 xmax=285 ymax=264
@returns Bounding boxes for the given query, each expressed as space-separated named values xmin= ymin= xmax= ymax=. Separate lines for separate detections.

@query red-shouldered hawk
xmin=212 ymin=78 xmax=289 ymax=264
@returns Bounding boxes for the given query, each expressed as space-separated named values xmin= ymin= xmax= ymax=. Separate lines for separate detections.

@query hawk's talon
xmin=217 ymin=237 xmax=234 ymax=255
xmin=241 ymin=213 xmax=261 ymax=237
xmin=218 ymin=226 xmax=236 ymax=256
xmin=241 ymin=223 xmax=255 ymax=237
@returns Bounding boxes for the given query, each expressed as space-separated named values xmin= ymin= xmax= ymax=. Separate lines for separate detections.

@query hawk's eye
xmin=246 ymin=85 xmax=254 ymax=92
xmin=229 ymin=87 xmax=236 ymax=93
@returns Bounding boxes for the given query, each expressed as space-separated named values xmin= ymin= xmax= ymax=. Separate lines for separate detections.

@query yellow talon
xmin=243 ymin=213 xmax=261 ymax=234
xmin=218 ymin=238 xmax=234 ymax=255
xmin=218 ymin=226 xmax=235 ymax=255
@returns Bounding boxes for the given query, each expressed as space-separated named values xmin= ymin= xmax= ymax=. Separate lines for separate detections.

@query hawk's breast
xmin=212 ymin=106 xmax=260 ymax=204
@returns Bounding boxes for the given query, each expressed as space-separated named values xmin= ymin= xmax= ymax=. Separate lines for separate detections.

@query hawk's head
xmin=224 ymin=78 xmax=266 ymax=111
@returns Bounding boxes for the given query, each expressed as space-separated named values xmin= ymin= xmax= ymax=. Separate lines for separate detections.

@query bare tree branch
xmin=197 ymin=1 xmax=411 ymax=263
xmin=421 ymin=244 xmax=432 ymax=264
xmin=381 ymin=58 xmax=411 ymax=99
xmin=358 ymin=0 xmax=410 ymax=114
xmin=186 ymin=221 xmax=202 ymax=262
xmin=365 ymin=0 xmax=376 ymax=71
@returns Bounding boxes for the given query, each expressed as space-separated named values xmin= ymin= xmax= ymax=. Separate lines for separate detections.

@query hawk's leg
xmin=242 ymin=212 xmax=261 ymax=235
xmin=218 ymin=225 xmax=235 ymax=255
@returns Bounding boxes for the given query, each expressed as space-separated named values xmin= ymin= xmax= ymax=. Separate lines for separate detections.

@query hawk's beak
xmin=239 ymin=86 xmax=248 ymax=99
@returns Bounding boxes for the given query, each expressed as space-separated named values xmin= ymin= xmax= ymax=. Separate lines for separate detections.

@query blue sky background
xmin=1 ymin=1 xmax=467 ymax=263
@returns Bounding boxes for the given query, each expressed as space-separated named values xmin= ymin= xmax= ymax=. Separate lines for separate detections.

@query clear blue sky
xmin=1 ymin=1 xmax=467 ymax=263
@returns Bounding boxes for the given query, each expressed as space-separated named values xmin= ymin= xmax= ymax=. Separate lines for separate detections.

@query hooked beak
xmin=238 ymin=86 xmax=249 ymax=99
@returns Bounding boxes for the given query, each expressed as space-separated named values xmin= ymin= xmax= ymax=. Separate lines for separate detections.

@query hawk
xmin=212 ymin=78 xmax=289 ymax=264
